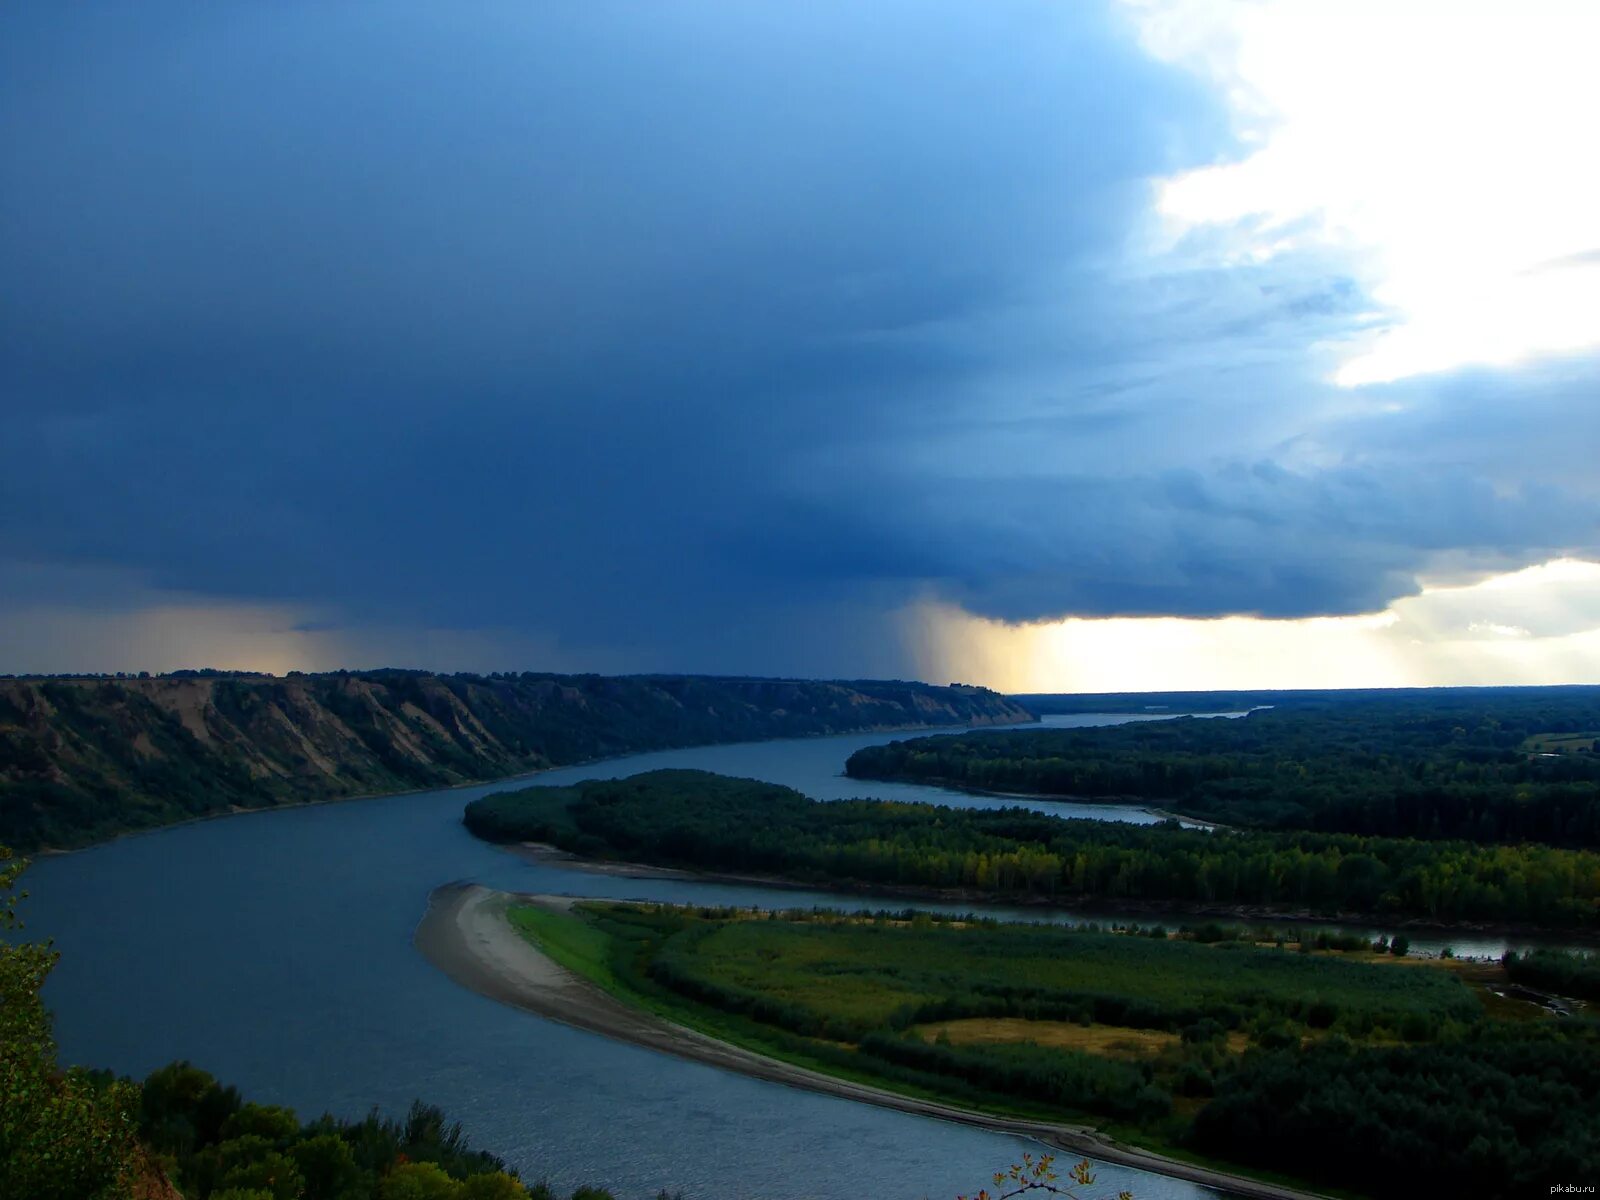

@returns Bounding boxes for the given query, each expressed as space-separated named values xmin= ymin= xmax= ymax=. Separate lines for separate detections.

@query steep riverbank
xmin=414 ymin=882 xmax=1336 ymax=1200
xmin=0 ymin=671 xmax=1034 ymax=851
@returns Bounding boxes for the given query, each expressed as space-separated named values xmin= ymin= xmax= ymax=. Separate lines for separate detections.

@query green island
xmin=464 ymin=768 xmax=1600 ymax=927
xmin=845 ymin=688 xmax=1600 ymax=846
xmin=500 ymin=896 xmax=1599 ymax=1200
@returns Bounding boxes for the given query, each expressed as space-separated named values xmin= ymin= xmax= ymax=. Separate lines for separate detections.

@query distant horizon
xmin=10 ymin=665 xmax=1600 ymax=699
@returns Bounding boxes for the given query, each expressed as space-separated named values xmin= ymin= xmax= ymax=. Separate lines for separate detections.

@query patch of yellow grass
xmin=1337 ymin=951 xmax=1449 ymax=968
xmin=1523 ymin=731 xmax=1600 ymax=753
xmin=909 ymin=1018 xmax=1249 ymax=1058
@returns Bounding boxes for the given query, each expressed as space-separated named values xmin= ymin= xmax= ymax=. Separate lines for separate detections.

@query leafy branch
xmin=958 ymin=1153 xmax=1132 ymax=1200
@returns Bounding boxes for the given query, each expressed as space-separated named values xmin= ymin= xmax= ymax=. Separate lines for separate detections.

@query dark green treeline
xmin=464 ymin=770 xmax=1600 ymax=927
xmin=847 ymin=688 xmax=1600 ymax=847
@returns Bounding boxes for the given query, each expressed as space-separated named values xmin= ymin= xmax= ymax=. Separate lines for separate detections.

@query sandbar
xmin=414 ymin=882 xmax=1332 ymax=1200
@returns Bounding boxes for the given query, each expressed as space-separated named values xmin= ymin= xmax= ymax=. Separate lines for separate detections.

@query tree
xmin=382 ymin=1161 xmax=466 ymax=1200
xmin=140 ymin=1061 xmax=242 ymax=1157
xmin=459 ymin=1173 xmax=533 ymax=1200
xmin=291 ymin=1131 xmax=367 ymax=1200
xmin=0 ymin=843 xmax=142 ymax=1200
xmin=223 ymin=1101 xmax=302 ymax=1143
xmin=220 ymin=1150 xmax=306 ymax=1200
xmin=958 ymin=1155 xmax=1132 ymax=1200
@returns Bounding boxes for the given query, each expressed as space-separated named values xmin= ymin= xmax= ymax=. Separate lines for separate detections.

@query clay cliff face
xmin=0 ymin=671 xmax=1034 ymax=850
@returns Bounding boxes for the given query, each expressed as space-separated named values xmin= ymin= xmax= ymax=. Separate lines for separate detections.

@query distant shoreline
xmin=845 ymin=773 xmax=1215 ymax=823
xmin=413 ymin=882 xmax=1336 ymax=1200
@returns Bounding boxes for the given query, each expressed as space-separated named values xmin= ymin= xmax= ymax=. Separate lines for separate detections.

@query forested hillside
xmin=849 ymin=688 xmax=1600 ymax=847
xmin=0 ymin=671 xmax=1030 ymax=851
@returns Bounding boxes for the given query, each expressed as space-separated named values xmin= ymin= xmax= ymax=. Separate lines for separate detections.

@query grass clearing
xmin=659 ymin=913 xmax=1482 ymax=1037
xmin=1523 ymin=731 xmax=1600 ymax=753
xmin=907 ymin=1017 xmax=1239 ymax=1059
xmin=506 ymin=905 xmax=621 ymax=989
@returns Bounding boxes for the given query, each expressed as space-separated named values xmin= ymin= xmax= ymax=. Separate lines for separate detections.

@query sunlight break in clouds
xmin=905 ymin=559 xmax=1600 ymax=693
xmin=1126 ymin=0 xmax=1600 ymax=386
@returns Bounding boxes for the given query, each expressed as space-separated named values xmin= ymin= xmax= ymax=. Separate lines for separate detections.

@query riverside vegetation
xmin=506 ymin=899 xmax=1600 ymax=1200
xmin=465 ymin=769 xmax=1600 ymax=1197
xmin=846 ymin=687 xmax=1600 ymax=846
xmin=464 ymin=769 xmax=1600 ymax=927
xmin=0 ymin=670 xmax=1028 ymax=851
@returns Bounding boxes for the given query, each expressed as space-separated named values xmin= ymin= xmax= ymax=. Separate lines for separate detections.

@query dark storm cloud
xmin=2 ymin=2 xmax=1594 ymax=672
xmin=762 ymin=452 xmax=1600 ymax=622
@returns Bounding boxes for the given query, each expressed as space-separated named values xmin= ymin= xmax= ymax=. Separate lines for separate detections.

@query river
xmin=19 ymin=713 xmax=1547 ymax=1199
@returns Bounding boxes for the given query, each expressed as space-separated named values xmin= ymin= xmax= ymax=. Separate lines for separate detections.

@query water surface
xmin=21 ymin=713 xmax=1531 ymax=1198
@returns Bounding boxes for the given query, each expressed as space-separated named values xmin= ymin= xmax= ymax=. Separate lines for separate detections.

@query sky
xmin=2 ymin=1 xmax=1597 ymax=690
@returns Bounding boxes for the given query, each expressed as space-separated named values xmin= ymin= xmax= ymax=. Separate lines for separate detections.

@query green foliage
xmin=634 ymin=910 xmax=1476 ymax=1037
xmin=141 ymin=1060 xmax=243 ymax=1158
xmin=0 ymin=844 xmax=142 ymax=1200
xmin=860 ymin=1032 xmax=1169 ymax=1123
xmin=849 ymin=689 xmax=1600 ymax=848
xmin=458 ymin=1172 xmax=534 ymax=1200
xmin=221 ymin=1149 xmax=305 ymax=1199
xmin=1190 ymin=1022 xmax=1600 ymax=1198
xmin=223 ymin=1101 xmax=302 ymax=1143
xmin=291 ymin=1132 xmax=365 ymax=1200
xmin=536 ymin=900 xmax=1482 ymax=1131
xmin=469 ymin=769 xmax=1600 ymax=927
xmin=536 ymin=896 xmax=1600 ymax=1199
xmin=136 ymin=1063 xmax=617 ymax=1199
xmin=381 ymin=1161 xmax=465 ymax=1200
xmin=1504 ymin=947 xmax=1600 ymax=1000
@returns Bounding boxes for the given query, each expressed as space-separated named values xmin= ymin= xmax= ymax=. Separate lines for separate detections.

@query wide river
xmin=22 ymin=714 xmax=1551 ymax=1200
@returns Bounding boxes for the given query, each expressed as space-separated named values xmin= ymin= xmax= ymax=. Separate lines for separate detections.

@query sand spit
xmin=414 ymin=883 xmax=1332 ymax=1200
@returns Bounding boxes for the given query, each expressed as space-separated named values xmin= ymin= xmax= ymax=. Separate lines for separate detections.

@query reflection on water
xmin=20 ymin=713 xmax=1535 ymax=1198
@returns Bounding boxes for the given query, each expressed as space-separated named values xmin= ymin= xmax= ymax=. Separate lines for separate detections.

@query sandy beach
xmin=414 ymin=883 xmax=1333 ymax=1200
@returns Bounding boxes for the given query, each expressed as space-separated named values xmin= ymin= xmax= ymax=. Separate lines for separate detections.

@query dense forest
xmin=1188 ymin=1021 xmax=1600 ymax=1197
xmin=523 ymin=900 xmax=1600 ymax=1200
xmin=0 ymin=671 xmax=1029 ymax=851
xmin=95 ymin=1067 xmax=579 ymax=1200
xmin=1010 ymin=686 xmax=1521 ymax=714
xmin=465 ymin=770 xmax=1600 ymax=927
xmin=1504 ymin=947 xmax=1600 ymax=1001
xmin=848 ymin=687 xmax=1600 ymax=847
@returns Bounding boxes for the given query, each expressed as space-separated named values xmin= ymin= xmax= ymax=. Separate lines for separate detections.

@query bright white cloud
xmin=1125 ymin=0 xmax=1600 ymax=385
xmin=904 ymin=557 xmax=1600 ymax=692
